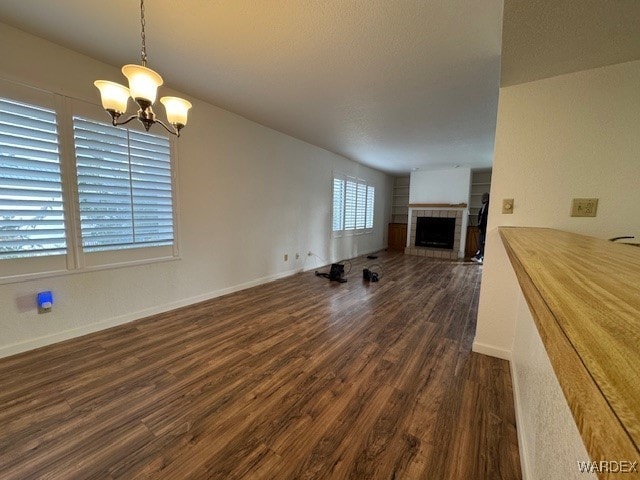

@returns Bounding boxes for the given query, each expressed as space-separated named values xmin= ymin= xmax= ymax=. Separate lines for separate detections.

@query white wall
xmin=0 ymin=23 xmax=393 ymax=357
xmin=474 ymin=59 xmax=640 ymax=357
xmin=511 ymin=290 xmax=595 ymax=480
xmin=408 ymin=167 xmax=471 ymax=258
xmin=409 ymin=167 xmax=471 ymax=204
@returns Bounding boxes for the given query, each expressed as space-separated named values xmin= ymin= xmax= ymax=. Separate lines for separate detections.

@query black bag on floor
xmin=329 ymin=263 xmax=345 ymax=282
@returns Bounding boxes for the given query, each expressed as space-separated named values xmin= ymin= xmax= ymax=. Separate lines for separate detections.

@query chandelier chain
xmin=140 ymin=0 xmax=147 ymax=66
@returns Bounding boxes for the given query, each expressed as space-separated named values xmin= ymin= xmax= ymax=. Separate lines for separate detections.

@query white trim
xmin=331 ymin=228 xmax=374 ymax=238
xmin=471 ymin=340 xmax=512 ymax=360
xmin=0 ymin=245 xmax=388 ymax=359
xmin=0 ymin=265 xmax=302 ymax=359
xmin=0 ymin=253 xmax=179 ymax=286
xmin=169 ymin=134 xmax=181 ymax=258
xmin=56 ymin=95 xmax=82 ymax=271
xmin=510 ymin=360 xmax=531 ymax=480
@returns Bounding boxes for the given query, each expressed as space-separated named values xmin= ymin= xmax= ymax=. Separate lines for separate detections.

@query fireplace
xmin=405 ymin=207 xmax=465 ymax=259
xmin=415 ymin=217 xmax=455 ymax=249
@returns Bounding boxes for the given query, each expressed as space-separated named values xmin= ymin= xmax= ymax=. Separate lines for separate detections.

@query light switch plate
xmin=571 ymin=198 xmax=598 ymax=217
xmin=502 ymin=198 xmax=514 ymax=214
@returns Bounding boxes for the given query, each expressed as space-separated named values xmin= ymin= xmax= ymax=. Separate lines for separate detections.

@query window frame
xmin=331 ymin=172 xmax=375 ymax=237
xmin=71 ymin=100 xmax=179 ymax=269
xmin=0 ymin=79 xmax=180 ymax=284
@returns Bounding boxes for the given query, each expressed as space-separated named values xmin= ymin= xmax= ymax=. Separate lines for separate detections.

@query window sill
xmin=0 ymin=254 xmax=180 ymax=286
xmin=332 ymin=229 xmax=374 ymax=238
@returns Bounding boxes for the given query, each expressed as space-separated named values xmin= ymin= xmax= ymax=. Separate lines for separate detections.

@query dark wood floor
xmin=0 ymin=252 xmax=521 ymax=479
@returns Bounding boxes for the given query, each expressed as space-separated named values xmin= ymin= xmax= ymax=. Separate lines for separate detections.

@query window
xmin=332 ymin=174 xmax=375 ymax=235
xmin=0 ymin=97 xmax=66 ymax=259
xmin=0 ymin=80 xmax=178 ymax=282
xmin=73 ymin=117 xmax=174 ymax=252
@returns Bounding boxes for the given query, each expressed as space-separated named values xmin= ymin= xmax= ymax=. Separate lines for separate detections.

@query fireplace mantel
xmin=408 ymin=203 xmax=467 ymax=208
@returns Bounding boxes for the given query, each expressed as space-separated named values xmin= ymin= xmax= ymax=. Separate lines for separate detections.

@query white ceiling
xmin=0 ymin=0 xmax=503 ymax=175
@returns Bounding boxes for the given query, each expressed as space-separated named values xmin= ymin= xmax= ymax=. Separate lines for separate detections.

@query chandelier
xmin=93 ymin=0 xmax=192 ymax=137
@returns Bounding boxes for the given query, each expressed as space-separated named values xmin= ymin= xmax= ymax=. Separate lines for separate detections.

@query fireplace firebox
xmin=415 ymin=217 xmax=455 ymax=250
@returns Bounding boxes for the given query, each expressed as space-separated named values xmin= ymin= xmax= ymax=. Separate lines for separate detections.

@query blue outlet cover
xmin=37 ymin=291 xmax=53 ymax=308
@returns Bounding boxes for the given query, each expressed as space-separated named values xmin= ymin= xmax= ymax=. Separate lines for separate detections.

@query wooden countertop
xmin=499 ymin=227 xmax=640 ymax=466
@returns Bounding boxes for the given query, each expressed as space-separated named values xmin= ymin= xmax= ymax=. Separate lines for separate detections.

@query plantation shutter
xmin=366 ymin=185 xmax=375 ymax=229
xmin=344 ymin=179 xmax=357 ymax=230
xmin=128 ymin=130 xmax=174 ymax=245
xmin=0 ymin=97 xmax=66 ymax=258
xmin=332 ymin=177 xmax=344 ymax=231
xmin=355 ymin=182 xmax=367 ymax=229
xmin=73 ymin=117 xmax=173 ymax=252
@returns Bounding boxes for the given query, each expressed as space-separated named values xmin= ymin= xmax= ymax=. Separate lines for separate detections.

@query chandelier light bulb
xmin=122 ymin=64 xmax=163 ymax=105
xmin=160 ymin=96 xmax=192 ymax=126
xmin=93 ymin=80 xmax=130 ymax=114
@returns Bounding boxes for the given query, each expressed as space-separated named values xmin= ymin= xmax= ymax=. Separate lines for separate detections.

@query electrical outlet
xmin=502 ymin=198 xmax=514 ymax=214
xmin=295 ymin=253 xmax=300 ymax=260
xmin=571 ymin=198 xmax=598 ymax=217
xmin=37 ymin=291 xmax=53 ymax=314
xmin=284 ymin=253 xmax=288 ymax=262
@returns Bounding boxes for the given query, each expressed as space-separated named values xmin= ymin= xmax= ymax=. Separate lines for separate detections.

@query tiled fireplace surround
xmin=405 ymin=208 xmax=464 ymax=260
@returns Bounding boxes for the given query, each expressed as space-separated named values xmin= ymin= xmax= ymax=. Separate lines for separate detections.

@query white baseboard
xmin=471 ymin=340 xmax=512 ymax=360
xmin=510 ymin=361 xmax=530 ymax=480
xmin=0 ymin=267 xmax=302 ymax=360
xmin=0 ymin=247 xmax=387 ymax=359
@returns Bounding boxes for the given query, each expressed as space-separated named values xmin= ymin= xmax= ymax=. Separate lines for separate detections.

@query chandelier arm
xmin=112 ymin=114 xmax=141 ymax=127
xmin=154 ymin=119 xmax=180 ymax=137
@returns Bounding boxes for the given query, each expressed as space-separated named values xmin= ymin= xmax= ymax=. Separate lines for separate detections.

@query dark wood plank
xmin=0 ymin=251 xmax=521 ymax=479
